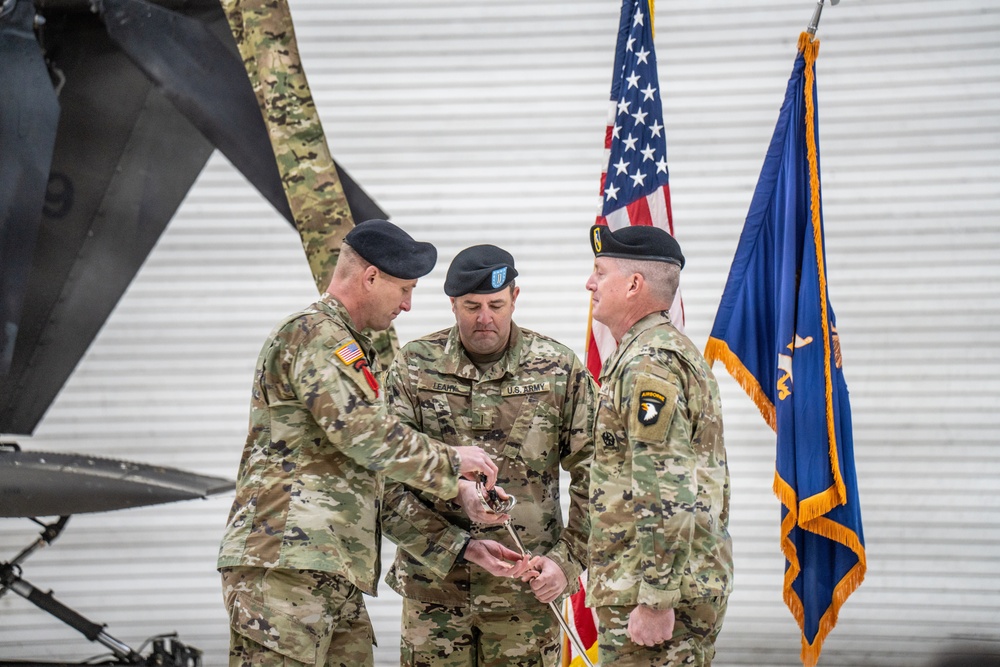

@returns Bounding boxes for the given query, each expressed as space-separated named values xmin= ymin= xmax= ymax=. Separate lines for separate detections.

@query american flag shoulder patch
xmin=334 ymin=340 xmax=364 ymax=365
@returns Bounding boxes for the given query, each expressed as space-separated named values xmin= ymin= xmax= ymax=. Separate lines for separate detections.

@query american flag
xmin=334 ymin=340 xmax=364 ymax=366
xmin=586 ymin=0 xmax=683 ymax=379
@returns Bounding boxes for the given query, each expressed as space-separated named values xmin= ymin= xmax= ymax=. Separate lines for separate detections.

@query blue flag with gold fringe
xmin=705 ymin=33 xmax=866 ymax=667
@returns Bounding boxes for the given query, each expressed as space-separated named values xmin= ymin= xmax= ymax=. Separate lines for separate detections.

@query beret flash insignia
xmin=490 ymin=267 xmax=507 ymax=289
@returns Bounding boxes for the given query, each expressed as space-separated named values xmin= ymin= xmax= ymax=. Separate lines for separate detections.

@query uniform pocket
xmin=514 ymin=398 xmax=560 ymax=474
xmin=228 ymin=589 xmax=319 ymax=664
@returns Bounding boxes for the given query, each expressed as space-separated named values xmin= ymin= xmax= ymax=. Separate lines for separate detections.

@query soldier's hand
xmin=626 ymin=604 xmax=675 ymax=646
xmin=455 ymin=479 xmax=510 ymax=525
xmin=520 ymin=555 xmax=568 ymax=604
xmin=464 ymin=539 xmax=532 ymax=578
xmin=453 ymin=446 xmax=499 ymax=488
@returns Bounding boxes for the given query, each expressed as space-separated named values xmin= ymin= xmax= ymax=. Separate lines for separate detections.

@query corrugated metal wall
xmin=2 ymin=1 xmax=999 ymax=665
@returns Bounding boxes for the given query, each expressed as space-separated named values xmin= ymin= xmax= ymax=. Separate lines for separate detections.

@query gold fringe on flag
xmin=704 ymin=337 xmax=776 ymax=430
xmin=788 ymin=32 xmax=867 ymax=667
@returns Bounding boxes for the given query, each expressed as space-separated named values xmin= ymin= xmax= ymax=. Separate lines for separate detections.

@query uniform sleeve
xmin=380 ymin=350 xmax=470 ymax=578
xmin=289 ymin=326 xmax=461 ymax=501
xmin=620 ymin=351 xmax=697 ymax=610
xmin=542 ymin=354 xmax=596 ymax=591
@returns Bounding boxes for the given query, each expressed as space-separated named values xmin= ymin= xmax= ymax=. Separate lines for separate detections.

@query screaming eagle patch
xmin=637 ymin=390 xmax=667 ymax=425
xmin=630 ymin=374 xmax=678 ymax=442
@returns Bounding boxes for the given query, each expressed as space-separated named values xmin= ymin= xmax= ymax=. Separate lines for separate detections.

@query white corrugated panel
xmin=2 ymin=1 xmax=998 ymax=665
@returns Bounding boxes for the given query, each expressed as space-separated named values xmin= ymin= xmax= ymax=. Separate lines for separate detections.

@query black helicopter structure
xmin=1 ymin=0 xmax=386 ymax=663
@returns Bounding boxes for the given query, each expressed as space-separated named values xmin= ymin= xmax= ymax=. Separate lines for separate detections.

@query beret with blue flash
xmin=444 ymin=245 xmax=518 ymax=297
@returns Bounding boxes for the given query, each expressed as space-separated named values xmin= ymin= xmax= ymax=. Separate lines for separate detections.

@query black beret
xmin=444 ymin=245 xmax=519 ymax=297
xmin=589 ymin=224 xmax=685 ymax=269
xmin=344 ymin=219 xmax=437 ymax=280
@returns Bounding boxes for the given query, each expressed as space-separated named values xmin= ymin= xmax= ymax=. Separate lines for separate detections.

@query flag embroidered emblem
xmin=335 ymin=341 xmax=364 ymax=365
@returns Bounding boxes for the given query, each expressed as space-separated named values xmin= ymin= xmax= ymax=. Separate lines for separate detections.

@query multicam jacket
xmin=382 ymin=323 xmax=596 ymax=612
xmin=218 ymin=294 xmax=461 ymax=595
xmin=587 ymin=311 xmax=733 ymax=611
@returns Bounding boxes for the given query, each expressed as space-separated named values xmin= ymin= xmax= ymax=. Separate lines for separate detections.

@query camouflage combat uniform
xmin=382 ymin=323 xmax=596 ymax=667
xmin=218 ymin=293 xmax=463 ymax=667
xmin=587 ymin=311 xmax=733 ymax=667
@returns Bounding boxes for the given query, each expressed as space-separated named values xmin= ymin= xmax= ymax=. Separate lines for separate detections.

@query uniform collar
xmin=599 ymin=310 xmax=671 ymax=382
xmin=317 ymin=293 xmax=376 ymax=356
xmin=440 ymin=321 xmax=525 ymax=381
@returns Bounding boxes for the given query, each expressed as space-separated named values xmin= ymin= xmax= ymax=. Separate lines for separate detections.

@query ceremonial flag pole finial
xmin=807 ymin=0 xmax=839 ymax=35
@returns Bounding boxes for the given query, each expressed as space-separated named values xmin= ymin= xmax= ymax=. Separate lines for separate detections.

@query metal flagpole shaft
xmin=807 ymin=0 xmax=839 ymax=35
xmin=477 ymin=481 xmax=595 ymax=667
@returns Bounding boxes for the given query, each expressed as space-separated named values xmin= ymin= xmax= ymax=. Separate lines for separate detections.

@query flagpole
xmin=806 ymin=0 xmax=839 ymax=35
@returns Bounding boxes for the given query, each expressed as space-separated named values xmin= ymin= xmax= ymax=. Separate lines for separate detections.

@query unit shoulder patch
xmin=637 ymin=389 xmax=667 ymax=425
xmin=629 ymin=373 xmax=678 ymax=443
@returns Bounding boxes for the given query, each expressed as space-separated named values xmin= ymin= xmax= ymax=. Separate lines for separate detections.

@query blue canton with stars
xmin=601 ymin=0 xmax=670 ymax=217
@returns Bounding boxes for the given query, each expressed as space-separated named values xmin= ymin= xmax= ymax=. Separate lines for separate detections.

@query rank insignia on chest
xmin=335 ymin=340 xmax=364 ymax=365
xmin=637 ymin=390 xmax=667 ymax=425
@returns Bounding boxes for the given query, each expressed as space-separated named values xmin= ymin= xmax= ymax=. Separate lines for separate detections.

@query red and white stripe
xmin=586 ymin=103 xmax=684 ymax=379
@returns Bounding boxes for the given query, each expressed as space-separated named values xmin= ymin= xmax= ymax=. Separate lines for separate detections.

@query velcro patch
xmin=637 ymin=390 xmax=667 ymax=425
xmin=629 ymin=374 xmax=678 ymax=443
xmin=417 ymin=379 xmax=471 ymax=396
xmin=502 ymin=381 xmax=550 ymax=396
xmin=334 ymin=341 xmax=364 ymax=365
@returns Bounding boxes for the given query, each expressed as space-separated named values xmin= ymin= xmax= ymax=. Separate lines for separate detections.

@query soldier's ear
xmin=363 ymin=265 xmax=379 ymax=288
xmin=625 ymin=272 xmax=643 ymax=298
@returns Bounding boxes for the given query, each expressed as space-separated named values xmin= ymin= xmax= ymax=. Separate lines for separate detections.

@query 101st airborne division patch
xmin=637 ymin=389 xmax=667 ymax=425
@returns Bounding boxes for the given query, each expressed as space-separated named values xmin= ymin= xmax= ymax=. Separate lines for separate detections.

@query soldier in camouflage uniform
xmin=218 ymin=221 xmax=501 ymax=667
xmin=584 ymin=225 xmax=733 ymax=667
xmin=381 ymin=245 xmax=596 ymax=667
